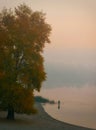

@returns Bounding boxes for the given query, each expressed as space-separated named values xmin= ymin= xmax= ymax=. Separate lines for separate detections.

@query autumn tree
xmin=0 ymin=4 xmax=51 ymax=120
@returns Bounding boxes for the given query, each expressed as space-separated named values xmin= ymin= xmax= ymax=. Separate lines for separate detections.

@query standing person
xmin=58 ymin=100 xmax=61 ymax=109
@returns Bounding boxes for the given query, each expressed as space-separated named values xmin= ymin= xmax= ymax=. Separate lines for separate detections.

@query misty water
xmin=36 ymin=86 xmax=96 ymax=129
xmin=36 ymin=60 xmax=96 ymax=129
xmin=34 ymin=46 xmax=96 ymax=129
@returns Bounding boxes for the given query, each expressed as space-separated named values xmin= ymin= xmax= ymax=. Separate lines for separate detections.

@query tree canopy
xmin=0 ymin=4 xmax=51 ymax=119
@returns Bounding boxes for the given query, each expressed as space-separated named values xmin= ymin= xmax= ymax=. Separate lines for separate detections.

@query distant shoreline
xmin=0 ymin=103 xmax=95 ymax=130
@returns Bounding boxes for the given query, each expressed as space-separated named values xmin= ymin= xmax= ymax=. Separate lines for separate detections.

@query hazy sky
xmin=0 ymin=0 xmax=96 ymax=87
xmin=0 ymin=0 xmax=96 ymax=49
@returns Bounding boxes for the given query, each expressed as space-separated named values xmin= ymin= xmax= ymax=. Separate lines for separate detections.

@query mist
xmin=43 ymin=48 xmax=96 ymax=88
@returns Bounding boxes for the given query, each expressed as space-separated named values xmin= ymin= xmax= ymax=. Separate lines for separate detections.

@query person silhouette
xmin=58 ymin=100 xmax=60 ymax=109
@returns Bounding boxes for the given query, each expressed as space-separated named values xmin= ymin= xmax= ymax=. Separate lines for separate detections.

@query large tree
xmin=0 ymin=4 xmax=51 ymax=120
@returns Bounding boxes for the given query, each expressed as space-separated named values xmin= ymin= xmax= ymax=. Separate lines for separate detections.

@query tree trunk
xmin=7 ymin=105 xmax=15 ymax=120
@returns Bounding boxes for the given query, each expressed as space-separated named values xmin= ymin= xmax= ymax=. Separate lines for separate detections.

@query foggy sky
xmin=0 ymin=0 xmax=96 ymax=87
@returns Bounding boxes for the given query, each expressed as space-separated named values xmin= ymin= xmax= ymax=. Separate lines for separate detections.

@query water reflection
xmin=36 ymin=85 xmax=96 ymax=129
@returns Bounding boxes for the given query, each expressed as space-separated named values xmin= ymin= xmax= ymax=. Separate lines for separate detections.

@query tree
xmin=0 ymin=4 xmax=51 ymax=120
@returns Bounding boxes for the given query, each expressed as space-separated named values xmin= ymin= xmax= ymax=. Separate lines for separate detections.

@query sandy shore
xmin=0 ymin=103 xmax=95 ymax=130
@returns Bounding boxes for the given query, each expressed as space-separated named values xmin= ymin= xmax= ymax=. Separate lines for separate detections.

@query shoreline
xmin=37 ymin=103 xmax=95 ymax=130
xmin=0 ymin=103 xmax=95 ymax=130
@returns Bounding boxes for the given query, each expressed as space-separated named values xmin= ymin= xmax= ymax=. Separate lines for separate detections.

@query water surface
xmin=36 ymin=86 xmax=96 ymax=129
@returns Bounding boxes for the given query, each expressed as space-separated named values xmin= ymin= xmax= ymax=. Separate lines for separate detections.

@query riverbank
xmin=0 ymin=103 xmax=95 ymax=130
